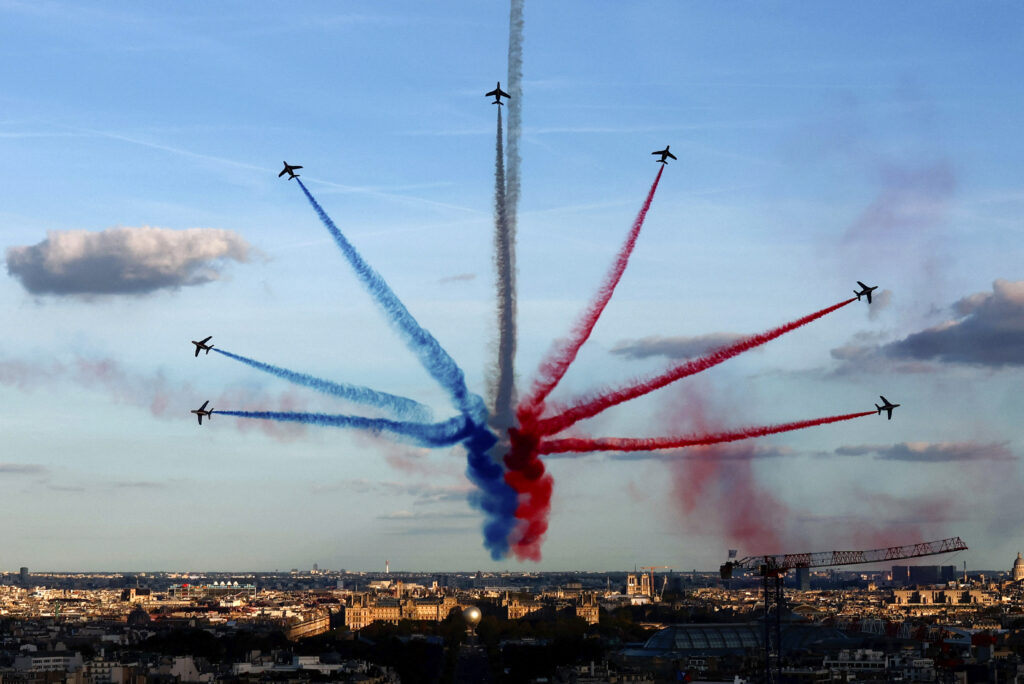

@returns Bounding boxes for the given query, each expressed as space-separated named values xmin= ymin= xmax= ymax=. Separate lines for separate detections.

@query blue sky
xmin=2 ymin=0 xmax=1022 ymax=572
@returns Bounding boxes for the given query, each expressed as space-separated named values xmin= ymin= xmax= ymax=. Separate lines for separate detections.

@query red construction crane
xmin=719 ymin=537 xmax=968 ymax=684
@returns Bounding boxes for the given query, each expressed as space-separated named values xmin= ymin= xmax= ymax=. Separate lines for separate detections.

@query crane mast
xmin=719 ymin=537 xmax=968 ymax=684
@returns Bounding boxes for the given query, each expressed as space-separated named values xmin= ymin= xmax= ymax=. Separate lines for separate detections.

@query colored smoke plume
xmin=216 ymin=410 xmax=473 ymax=448
xmin=294 ymin=180 xmax=519 ymax=559
xmin=536 ymin=298 xmax=857 ymax=436
xmin=519 ymin=165 xmax=664 ymax=422
xmin=214 ymin=347 xmax=430 ymax=421
xmin=537 ymin=411 xmax=874 ymax=454
xmin=296 ymin=179 xmax=477 ymax=418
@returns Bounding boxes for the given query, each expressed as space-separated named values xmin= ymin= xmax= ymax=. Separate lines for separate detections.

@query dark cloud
xmin=438 ymin=273 xmax=476 ymax=285
xmin=885 ymin=280 xmax=1024 ymax=366
xmin=6 ymin=226 xmax=251 ymax=296
xmin=0 ymin=463 xmax=48 ymax=475
xmin=833 ymin=441 xmax=1013 ymax=462
xmin=610 ymin=332 xmax=745 ymax=361
xmin=832 ymin=280 xmax=1024 ymax=372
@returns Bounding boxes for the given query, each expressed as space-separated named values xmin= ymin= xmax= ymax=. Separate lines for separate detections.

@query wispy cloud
xmin=438 ymin=273 xmax=476 ymax=285
xmin=833 ymin=441 xmax=1014 ymax=462
xmin=611 ymin=333 xmax=746 ymax=361
xmin=0 ymin=463 xmax=48 ymax=475
xmin=311 ymin=479 xmax=471 ymax=506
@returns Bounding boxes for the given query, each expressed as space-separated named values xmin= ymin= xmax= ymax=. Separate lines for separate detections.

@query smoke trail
xmin=294 ymin=179 xmax=520 ymax=558
xmin=505 ymin=0 xmax=524 ymax=239
xmin=536 ymin=298 xmax=857 ymax=435
xmin=518 ymin=165 xmax=665 ymax=422
xmin=504 ymin=427 xmax=553 ymax=561
xmin=491 ymin=105 xmax=517 ymax=432
xmin=464 ymin=423 xmax=520 ymax=559
xmin=295 ymin=179 xmax=479 ymax=421
xmin=213 ymin=348 xmax=431 ymax=422
xmin=217 ymin=410 xmax=473 ymax=448
xmin=537 ymin=411 xmax=876 ymax=455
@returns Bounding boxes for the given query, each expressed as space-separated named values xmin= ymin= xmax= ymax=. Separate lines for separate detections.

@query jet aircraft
xmin=652 ymin=146 xmax=677 ymax=164
xmin=485 ymin=81 xmax=511 ymax=105
xmin=192 ymin=335 xmax=214 ymax=357
xmin=854 ymin=281 xmax=879 ymax=304
xmin=875 ymin=395 xmax=900 ymax=420
xmin=279 ymin=162 xmax=302 ymax=180
xmin=191 ymin=400 xmax=214 ymax=425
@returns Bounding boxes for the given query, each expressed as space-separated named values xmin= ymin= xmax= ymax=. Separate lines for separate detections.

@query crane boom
xmin=721 ymin=536 xmax=967 ymax=578
xmin=719 ymin=536 xmax=968 ymax=684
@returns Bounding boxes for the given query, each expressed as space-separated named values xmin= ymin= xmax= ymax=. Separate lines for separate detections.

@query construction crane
xmin=640 ymin=566 xmax=672 ymax=601
xmin=720 ymin=536 xmax=968 ymax=684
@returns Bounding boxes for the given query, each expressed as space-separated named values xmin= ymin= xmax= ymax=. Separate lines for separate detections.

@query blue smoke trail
xmin=213 ymin=348 xmax=430 ymax=422
xmin=463 ymin=422 xmax=520 ymax=559
xmin=293 ymin=180 xmax=520 ymax=559
xmin=296 ymin=179 xmax=476 ymax=419
xmin=218 ymin=411 xmax=472 ymax=448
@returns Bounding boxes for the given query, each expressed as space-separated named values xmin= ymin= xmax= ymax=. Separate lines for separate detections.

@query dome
xmin=127 ymin=606 xmax=151 ymax=627
xmin=462 ymin=606 xmax=482 ymax=627
xmin=1013 ymin=553 xmax=1024 ymax=581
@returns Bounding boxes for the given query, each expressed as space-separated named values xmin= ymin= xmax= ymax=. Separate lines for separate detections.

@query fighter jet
xmin=652 ymin=145 xmax=677 ymax=164
xmin=875 ymin=395 xmax=900 ymax=420
xmin=191 ymin=400 xmax=214 ymax=425
xmin=854 ymin=281 xmax=879 ymax=304
xmin=191 ymin=335 xmax=214 ymax=357
xmin=278 ymin=161 xmax=302 ymax=180
xmin=485 ymin=81 xmax=511 ymax=105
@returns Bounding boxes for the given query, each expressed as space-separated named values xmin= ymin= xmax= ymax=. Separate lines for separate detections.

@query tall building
xmin=1013 ymin=553 xmax=1024 ymax=582
xmin=794 ymin=567 xmax=811 ymax=591
xmin=19 ymin=567 xmax=28 ymax=585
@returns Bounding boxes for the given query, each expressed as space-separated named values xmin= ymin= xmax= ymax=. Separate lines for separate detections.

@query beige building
xmin=344 ymin=594 xmax=461 ymax=630
xmin=891 ymin=588 xmax=995 ymax=607
xmin=1013 ymin=553 xmax=1024 ymax=582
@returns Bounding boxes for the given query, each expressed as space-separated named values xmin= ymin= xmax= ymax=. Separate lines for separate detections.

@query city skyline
xmin=2 ymin=1 xmax=1023 ymax=571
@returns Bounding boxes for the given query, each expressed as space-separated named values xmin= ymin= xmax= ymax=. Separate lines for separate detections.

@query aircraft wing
xmin=498 ymin=88 xmax=510 ymax=98
xmin=857 ymin=281 xmax=869 ymax=289
xmin=667 ymin=151 xmax=678 ymax=160
xmin=278 ymin=168 xmax=287 ymax=177
xmin=199 ymin=400 xmax=209 ymax=410
xmin=292 ymin=165 xmax=302 ymax=171
xmin=199 ymin=336 xmax=211 ymax=344
xmin=194 ymin=346 xmax=201 ymax=357
xmin=485 ymin=89 xmax=499 ymax=97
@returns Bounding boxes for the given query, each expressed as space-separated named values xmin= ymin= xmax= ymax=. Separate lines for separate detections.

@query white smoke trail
xmin=489 ymin=0 xmax=524 ymax=438
xmin=490 ymin=107 xmax=516 ymax=433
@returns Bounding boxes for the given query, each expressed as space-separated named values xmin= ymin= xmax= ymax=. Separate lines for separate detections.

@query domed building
xmin=1012 ymin=552 xmax=1024 ymax=582
xmin=126 ymin=605 xmax=151 ymax=627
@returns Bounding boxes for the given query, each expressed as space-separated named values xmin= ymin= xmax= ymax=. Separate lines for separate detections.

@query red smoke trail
xmin=536 ymin=411 xmax=875 ymax=455
xmin=517 ymin=165 xmax=664 ymax=424
xmin=504 ymin=427 xmax=554 ymax=561
xmin=535 ymin=297 xmax=857 ymax=436
xmin=504 ymin=165 xmax=666 ymax=562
